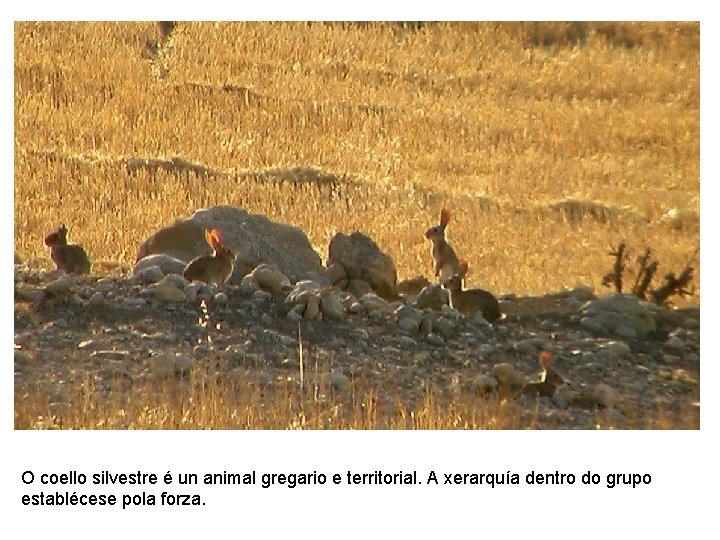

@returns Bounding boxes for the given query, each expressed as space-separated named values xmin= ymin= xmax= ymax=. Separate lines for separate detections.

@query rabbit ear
xmin=459 ymin=259 xmax=469 ymax=275
xmin=210 ymin=229 xmax=223 ymax=248
xmin=540 ymin=350 xmax=554 ymax=370
xmin=440 ymin=208 xmax=452 ymax=227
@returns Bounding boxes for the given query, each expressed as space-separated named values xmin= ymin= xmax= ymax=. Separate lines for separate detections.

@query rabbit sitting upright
xmin=424 ymin=208 xmax=462 ymax=285
xmin=44 ymin=224 xmax=91 ymax=274
xmin=183 ymin=228 xmax=235 ymax=286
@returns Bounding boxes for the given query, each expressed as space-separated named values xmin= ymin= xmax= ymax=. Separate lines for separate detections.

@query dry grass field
xmin=14 ymin=22 xmax=700 ymax=429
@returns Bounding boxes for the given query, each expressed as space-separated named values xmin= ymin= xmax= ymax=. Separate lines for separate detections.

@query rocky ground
xmin=14 ymin=262 xmax=700 ymax=430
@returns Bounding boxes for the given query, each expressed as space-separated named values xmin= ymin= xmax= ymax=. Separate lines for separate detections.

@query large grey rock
xmin=326 ymin=231 xmax=398 ymax=300
xmin=136 ymin=206 xmax=323 ymax=283
xmin=581 ymin=294 xmax=661 ymax=338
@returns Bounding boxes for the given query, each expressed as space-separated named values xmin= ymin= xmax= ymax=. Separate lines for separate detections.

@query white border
xmin=5 ymin=4 xmax=716 ymax=538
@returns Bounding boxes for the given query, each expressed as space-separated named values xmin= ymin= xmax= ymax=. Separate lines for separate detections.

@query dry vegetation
xmin=14 ymin=357 xmax=695 ymax=430
xmin=14 ymin=22 xmax=700 ymax=429
xmin=14 ymin=21 xmax=699 ymax=295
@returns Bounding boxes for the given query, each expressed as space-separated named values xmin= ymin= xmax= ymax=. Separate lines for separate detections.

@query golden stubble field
xmin=14 ymin=21 xmax=699 ymax=300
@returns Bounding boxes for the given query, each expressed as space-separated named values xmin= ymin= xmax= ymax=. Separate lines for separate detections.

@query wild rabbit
xmin=44 ymin=224 xmax=91 ymax=274
xmin=183 ymin=228 xmax=235 ymax=285
xmin=522 ymin=349 xmax=565 ymax=398
xmin=443 ymin=260 xmax=501 ymax=322
xmin=424 ymin=208 xmax=462 ymax=284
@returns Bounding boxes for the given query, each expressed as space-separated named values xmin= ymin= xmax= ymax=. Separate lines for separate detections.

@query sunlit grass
xmin=14 ymin=21 xmax=699 ymax=300
xmin=14 ymin=362 xmax=698 ymax=430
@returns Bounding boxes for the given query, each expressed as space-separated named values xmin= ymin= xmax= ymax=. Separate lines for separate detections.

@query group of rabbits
xmin=44 ymin=210 xmax=563 ymax=397
xmin=424 ymin=209 xmax=564 ymax=397
xmin=46 ymin=210 xmax=498 ymax=317
xmin=45 ymin=225 xmax=235 ymax=285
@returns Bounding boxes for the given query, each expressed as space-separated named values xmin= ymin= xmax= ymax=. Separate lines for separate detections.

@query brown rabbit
xmin=522 ymin=349 xmax=565 ymax=398
xmin=443 ymin=260 xmax=501 ymax=322
xmin=183 ymin=229 xmax=235 ymax=285
xmin=44 ymin=224 xmax=91 ymax=274
xmin=424 ymin=208 xmax=462 ymax=284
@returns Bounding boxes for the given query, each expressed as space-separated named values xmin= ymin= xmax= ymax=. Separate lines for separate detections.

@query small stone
xmin=359 ymin=293 xmax=391 ymax=314
xmin=134 ymin=254 xmax=187 ymax=276
xmin=322 ymin=263 xmax=348 ymax=285
xmin=440 ymin=304 xmax=464 ymax=321
xmin=91 ymin=350 xmax=131 ymax=361
xmin=174 ymin=354 xmax=193 ymax=373
xmin=351 ymin=328 xmax=370 ymax=341
xmin=250 ymin=263 xmax=291 ymax=293
xmin=285 ymin=280 xmax=323 ymax=304
xmin=164 ymin=273 xmax=190 ymax=288
xmin=213 ymin=292 xmax=229 ymax=305
xmin=45 ymin=275 xmax=75 ymax=295
xmin=419 ymin=315 xmax=435 ymax=335
xmin=150 ymin=353 xmax=175 ymax=377
xmin=398 ymin=316 xmax=420 ymax=334
xmin=495 ymin=325 xmax=510 ymax=337
xmin=87 ymin=292 xmax=105 ymax=307
xmin=348 ymin=302 xmax=364 ymax=314
xmin=396 ymin=335 xmax=418 ymax=348
xmin=122 ymin=297 xmax=147 ymax=310
xmin=477 ymin=343 xmax=494 ymax=355
xmin=434 ymin=317 xmax=456 ymax=339
xmin=426 ymin=333 xmax=444 ymax=346
xmin=286 ymin=305 xmax=303 ymax=321
xmin=303 ymin=294 xmax=321 ymax=319
xmin=491 ymin=363 xmax=525 ymax=387
xmin=601 ymin=340 xmax=631 ymax=358
xmin=18 ymin=287 xmax=46 ymax=304
xmin=329 ymin=372 xmax=350 ymax=391
xmin=347 ymin=279 xmax=374 ymax=298
xmin=568 ymin=285 xmax=595 ymax=302
xmin=151 ymin=276 xmax=186 ymax=303
xmin=580 ymin=316 xmax=604 ymax=332
xmin=193 ymin=345 xmax=211 ymax=358
xmin=415 ymin=283 xmax=449 ymax=310
xmin=664 ymin=336 xmax=684 ymax=352
xmin=261 ymin=313 xmax=274 ymax=326
xmin=514 ymin=338 xmax=547 ymax=355
xmin=184 ymin=282 xmax=201 ymax=302
xmin=591 ymin=383 xmax=622 ymax=408
xmin=252 ymin=290 xmax=272 ymax=303
xmin=240 ymin=275 xmax=261 ymax=294
xmin=397 ymin=275 xmax=431 ymax=296
xmin=321 ymin=293 xmax=346 ymax=321
xmin=14 ymin=349 xmax=33 ymax=365
xmin=131 ymin=265 xmax=165 ymax=285
xmin=395 ymin=305 xmax=424 ymax=322
xmin=613 ymin=325 xmax=637 ymax=338
xmin=472 ymin=375 xmax=499 ymax=394
xmin=15 ymin=333 xmax=33 ymax=348
xmin=279 ymin=335 xmax=298 ymax=348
